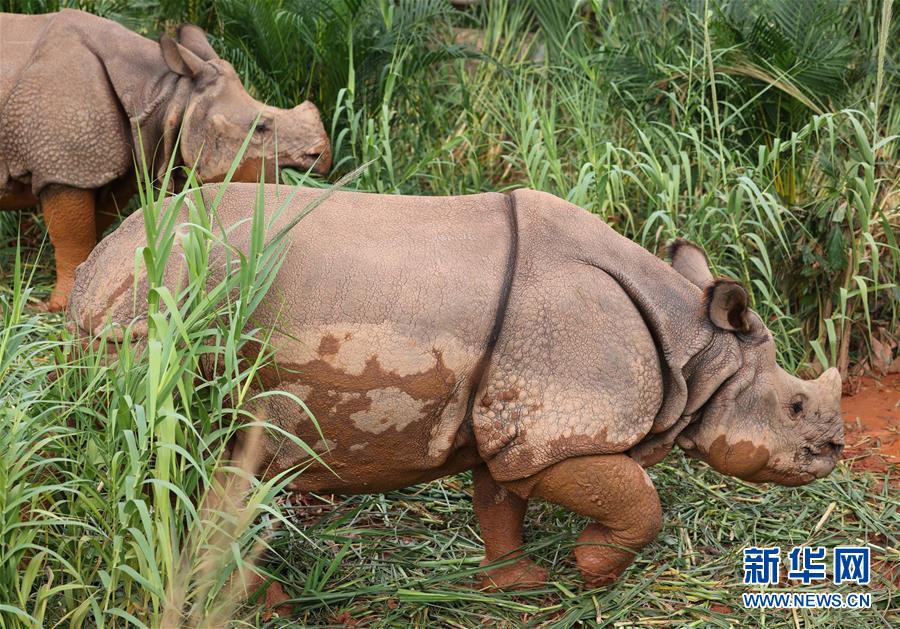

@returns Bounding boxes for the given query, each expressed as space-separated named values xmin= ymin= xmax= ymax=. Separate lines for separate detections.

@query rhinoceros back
xmin=0 ymin=14 xmax=44 ymax=101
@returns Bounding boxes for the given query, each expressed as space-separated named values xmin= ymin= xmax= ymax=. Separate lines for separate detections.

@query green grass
xmin=1 ymin=0 xmax=898 ymax=627
xmin=0 ymin=153 xmax=323 ymax=626
xmin=269 ymin=457 xmax=897 ymax=627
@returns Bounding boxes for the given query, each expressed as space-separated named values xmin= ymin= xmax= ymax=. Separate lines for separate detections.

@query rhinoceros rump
xmin=69 ymin=184 xmax=844 ymax=589
xmin=0 ymin=10 xmax=331 ymax=310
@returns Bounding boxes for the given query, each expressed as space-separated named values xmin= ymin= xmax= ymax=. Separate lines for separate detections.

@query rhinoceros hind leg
xmin=40 ymin=185 xmax=97 ymax=312
xmin=473 ymin=465 xmax=548 ymax=590
xmin=521 ymin=454 xmax=662 ymax=588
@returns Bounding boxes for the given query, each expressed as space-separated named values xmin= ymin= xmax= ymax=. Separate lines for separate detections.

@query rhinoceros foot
xmin=261 ymin=580 xmax=292 ymax=619
xmin=518 ymin=455 xmax=663 ymax=590
xmin=478 ymin=557 xmax=548 ymax=590
xmin=479 ymin=557 xmax=548 ymax=590
xmin=44 ymin=289 xmax=70 ymax=312
xmin=574 ymin=523 xmax=637 ymax=588
xmin=39 ymin=185 xmax=100 ymax=313
xmin=472 ymin=466 xmax=549 ymax=590
xmin=237 ymin=570 xmax=292 ymax=619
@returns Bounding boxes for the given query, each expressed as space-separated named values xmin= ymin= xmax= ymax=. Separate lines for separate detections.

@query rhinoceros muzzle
xmin=802 ymin=430 xmax=845 ymax=477
xmin=273 ymin=101 xmax=332 ymax=175
xmin=284 ymin=140 xmax=332 ymax=176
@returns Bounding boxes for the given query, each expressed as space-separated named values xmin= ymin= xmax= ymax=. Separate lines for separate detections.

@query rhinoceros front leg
xmin=473 ymin=465 xmax=548 ymax=589
xmin=512 ymin=454 xmax=662 ymax=588
xmin=40 ymin=185 xmax=97 ymax=311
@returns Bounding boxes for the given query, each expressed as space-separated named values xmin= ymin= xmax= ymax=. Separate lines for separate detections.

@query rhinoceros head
xmin=668 ymin=241 xmax=844 ymax=486
xmin=159 ymin=25 xmax=331 ymax=181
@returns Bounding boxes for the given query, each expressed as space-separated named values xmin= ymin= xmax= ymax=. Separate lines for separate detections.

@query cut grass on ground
xmin=267 ymin=452 xmax=896 ymax=627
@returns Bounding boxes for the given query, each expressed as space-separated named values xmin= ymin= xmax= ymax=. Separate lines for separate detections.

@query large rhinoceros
xmin=0 ymin=10 xmax=331 ymax=311
xmin=68 ymin=184 xmax=844 ymax=590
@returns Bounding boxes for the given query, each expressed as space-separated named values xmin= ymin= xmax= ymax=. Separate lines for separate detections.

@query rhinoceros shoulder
xmin=0 ymin=9 xmax=134 ymax=194
xmin=472 ymin=190 xmax=666 ymax=482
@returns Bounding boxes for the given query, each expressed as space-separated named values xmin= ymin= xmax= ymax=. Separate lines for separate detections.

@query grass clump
xmin=268 ymin=457 xmax=896 ymax=627
xmin=0 ymin=152 xmax=318 ymax=626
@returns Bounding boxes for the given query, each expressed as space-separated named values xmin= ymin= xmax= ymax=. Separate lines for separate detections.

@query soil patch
xmin=841 ymin=374 xmax=899 ymax=474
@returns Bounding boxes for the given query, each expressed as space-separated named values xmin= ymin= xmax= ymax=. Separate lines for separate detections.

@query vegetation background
xmin=0 ymin=0 xmax=897 ymax=627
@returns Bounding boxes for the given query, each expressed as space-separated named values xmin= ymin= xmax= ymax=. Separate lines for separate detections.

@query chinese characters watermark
xmin=741 ymin=545 xmax=871 ymax=609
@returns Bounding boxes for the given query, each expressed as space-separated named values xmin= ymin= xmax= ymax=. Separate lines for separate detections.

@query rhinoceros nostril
xmin=806 ymin=440 xmax=843 ymax=459
xmin=305 ymin=139 xmax=329 ymax=156
xmin=304 ymin=144 xmax=332 ymax=173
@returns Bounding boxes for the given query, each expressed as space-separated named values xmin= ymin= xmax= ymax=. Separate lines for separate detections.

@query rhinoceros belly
xmin=252 ymin=323 xmax=486 ymax=493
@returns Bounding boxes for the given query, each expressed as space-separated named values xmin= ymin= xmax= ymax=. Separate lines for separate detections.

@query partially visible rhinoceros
xmin=69 ymin=184 xmax=844 ymax=590
xmin=0 ymin=10 xmax=331 ymax=310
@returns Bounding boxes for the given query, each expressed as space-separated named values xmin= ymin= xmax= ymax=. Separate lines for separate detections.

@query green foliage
xmin=209 ymin=0 xmax=478 ymax=115
xmin=266 ymin=456 xmax=896 ymax=627
xmin=715 ymin=0 xmax=862 ymax=103
xmin=0 ymin=144 xmax=320 ymax=625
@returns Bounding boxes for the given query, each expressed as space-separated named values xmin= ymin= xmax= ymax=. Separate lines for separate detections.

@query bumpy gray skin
xmin=69 ymin=184 xmax=845 ymax=589
xmin=0 ymin=10 xmax=330 ymax=195
xmin=0 ymin=10 xmax=330 ymax=309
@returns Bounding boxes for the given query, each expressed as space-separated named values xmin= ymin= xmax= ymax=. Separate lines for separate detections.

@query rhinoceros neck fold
xmin=471 ymin=189 xmax=715 ymax=481
xmin=463 ymin=193 xmax=519 ymax=428
xmin=511 ymin=190 xmax=721 ymax=469
xmin=79 ymin=19 xmax=185 ymax=181
xmin=575 ymin=230 xmax=755 ymax=467
xmin=570 ymin=216 xmax=712 ymax=432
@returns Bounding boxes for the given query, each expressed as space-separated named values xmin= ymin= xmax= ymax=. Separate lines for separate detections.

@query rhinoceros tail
xmin=68 ymin=208 xmax=155 ymax=343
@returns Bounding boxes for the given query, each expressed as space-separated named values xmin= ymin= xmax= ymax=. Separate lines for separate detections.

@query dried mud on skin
xmin=841 ymin=373 xmax=900 ymax=475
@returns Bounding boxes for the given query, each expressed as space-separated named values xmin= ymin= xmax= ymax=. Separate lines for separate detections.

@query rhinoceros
xmin=0 ymin=10 xmax=331 ymax=311
xmin=68 ymin=184 xmax=845 ymax=590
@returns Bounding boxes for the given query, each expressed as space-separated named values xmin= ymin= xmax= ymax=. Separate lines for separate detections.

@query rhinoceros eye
xmin=789 ymin=398 xmax=805 ymax=418
xmin=255 ymin=121 xmax=269 ymax=133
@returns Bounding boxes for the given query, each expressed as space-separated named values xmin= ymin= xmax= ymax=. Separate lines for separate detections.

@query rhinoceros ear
xmin=705 ymin=279 xmax=751 ymax=333
xmin=668 ymin=238 xmax=714 ymax=288
xmin=177 ymin=24 xmax=219 ymax=62
xmin=160 ymin=33 xmax=205 ymax=77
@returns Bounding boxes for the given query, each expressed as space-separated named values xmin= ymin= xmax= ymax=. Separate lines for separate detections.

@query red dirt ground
xmin=841 ymin=374 xmax=900 ymax=474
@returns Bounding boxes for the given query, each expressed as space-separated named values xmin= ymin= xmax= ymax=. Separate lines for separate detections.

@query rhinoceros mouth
xmin=204 ymin=153 xmax=331 ymax=184
xmin=750 ymin=438 xmax=842 ymax=486
xmin=283 ymin=151 xmax=332 ymax=176
xmin=756 ymin=470 xmax=817 ymax=486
